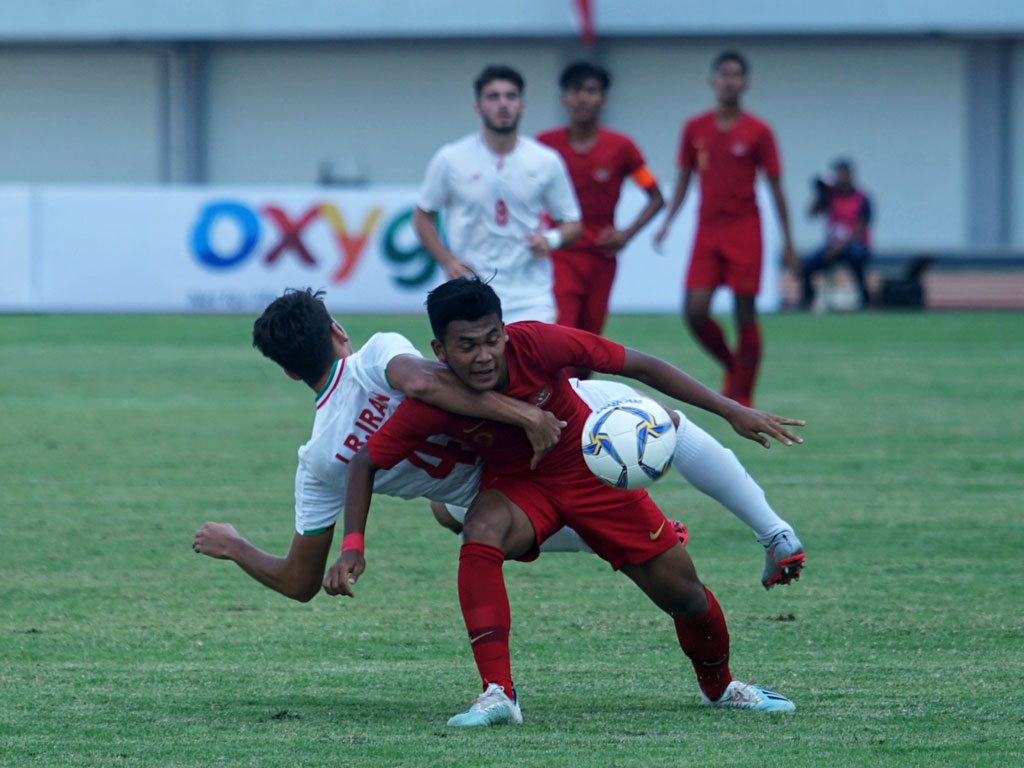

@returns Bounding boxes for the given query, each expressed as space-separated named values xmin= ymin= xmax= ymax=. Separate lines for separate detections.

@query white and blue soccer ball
xmin=581 ymin=395 xmax=676 ymax=489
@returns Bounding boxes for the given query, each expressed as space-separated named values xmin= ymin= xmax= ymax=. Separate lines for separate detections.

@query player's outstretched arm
xmin=323 ymin=447 xmax=378 ymax=598
xmin=387 ymin=355 xmax=565 ymax=469
xmin=192 ymin=522 xmax=333 ymax=602
xmin=619 ymin=348 xmax=805 ymax=449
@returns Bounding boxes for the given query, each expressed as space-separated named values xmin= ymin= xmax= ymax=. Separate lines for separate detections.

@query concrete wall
xmin=204 ymin=40 xmax=566 ymax=185
xmin=602 ymin=39 xmax=967 ymax=251
xmin=0 ymin=36 xmax=1010 ymax=252
xmin=0 ymin=46 xmax=162 ymax=182
xmin=204 ymin=38 xmax=969 ymax=251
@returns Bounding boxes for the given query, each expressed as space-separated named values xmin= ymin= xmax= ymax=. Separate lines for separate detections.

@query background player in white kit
xmin=413 ymin=64 xmax=582 ymax=324
xmin=193 ymin=289 xmax=805 ymax=596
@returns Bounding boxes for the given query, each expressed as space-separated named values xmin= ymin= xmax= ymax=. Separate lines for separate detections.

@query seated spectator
xmin=801 ymin=159 xmax=872 ymax=309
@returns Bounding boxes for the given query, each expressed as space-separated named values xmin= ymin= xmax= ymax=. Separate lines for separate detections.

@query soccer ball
xmin=581 ymin=395 xmax=676 ymax=489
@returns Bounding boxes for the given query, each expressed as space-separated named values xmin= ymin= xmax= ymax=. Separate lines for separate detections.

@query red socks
xmin=692 ymin=318 xmax=734 ymax=371
xmin=696 ymin=317 xmax=761 ymax=409
xmin=732 ymin=322 xmax=761 ymax=407
xmin=459 ymin=543 xmax=732 ymax=703
xmin=673 ymin=587 xmax=732 ymax=701
xmin=457 ymin=542 xmax=514 ymax=698
xmin=692 ymin=317 xmax=762 ymax=406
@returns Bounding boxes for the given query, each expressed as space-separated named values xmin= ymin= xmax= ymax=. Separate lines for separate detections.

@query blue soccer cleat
xmin=701 ymin=680 xmax=796 ymax=712
xmin=447 ymin=683 xmax=523 ymax=727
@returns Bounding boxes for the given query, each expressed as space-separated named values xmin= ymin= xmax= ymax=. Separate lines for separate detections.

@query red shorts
xmin=686 ymin=216 xmax=763 ymax=297
xmin=552 ymin=248 xmax=618 ymax=335
xmin=482 ymin=466 xmax=678 ymax=570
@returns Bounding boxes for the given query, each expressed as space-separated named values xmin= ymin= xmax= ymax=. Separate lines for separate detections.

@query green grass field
xmin=2 ymin=311 xmax=1022 ymax=767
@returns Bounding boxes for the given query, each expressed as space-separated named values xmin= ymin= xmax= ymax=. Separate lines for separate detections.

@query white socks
xmin=672 ymin=410 xmax=792 ymax=546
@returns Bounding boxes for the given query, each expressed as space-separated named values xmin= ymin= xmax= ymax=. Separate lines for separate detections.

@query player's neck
xmin=567 ymin=121 xmax=600 ymax=150
xmin=310 ymin=363 xmax=335 ymax=394
xmin=715 ymin=103 xmax=742 ymax=127
xmin=310 ymin=342 xmax=352 ymax=393
xmin=482 ymin=128 xmax=518 ymax=155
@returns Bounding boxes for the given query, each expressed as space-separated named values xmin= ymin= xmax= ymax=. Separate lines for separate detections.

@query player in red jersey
xmin=324 ymin=278 xmax=803 ymax=726
xmin=654 ymin=51 xmax=799 ymax=407
xmin=537 ymin=62 xmax=664 ymax=351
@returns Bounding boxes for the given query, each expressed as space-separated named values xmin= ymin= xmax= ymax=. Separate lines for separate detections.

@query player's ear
xmin=283 ymin=369 xmax=303 ymax=382
xmin=330 ymin=321 xmax=349 ymax=344
xmin=430 ymin=338 xmax=447 ymax=363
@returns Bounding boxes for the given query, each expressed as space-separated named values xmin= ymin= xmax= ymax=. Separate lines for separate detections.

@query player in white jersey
xmin=193 ymin=289 xmax=805 ymax=596
xmin=193 ymin=288 xmax=604 ymax=601
xmin=414 ymin=64 xmax=582 ymax=324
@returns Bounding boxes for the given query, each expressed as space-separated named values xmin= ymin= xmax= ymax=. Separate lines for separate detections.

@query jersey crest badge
xmin=732 ymin=143 xmax=747 ymax=156
xmin=594 ymin=168 xmax=610 ymax=182
xmin=529 ymin=386 xmax=551 ymax=405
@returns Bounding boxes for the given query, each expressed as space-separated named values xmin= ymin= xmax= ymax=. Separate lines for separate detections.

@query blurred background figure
xmin=655 ymin=51 xmax=798 ymax=408
xmin=800 ymin=159 xmax=873 ymax=310
xmin=538 ymin=61 xmax=664 ymax=378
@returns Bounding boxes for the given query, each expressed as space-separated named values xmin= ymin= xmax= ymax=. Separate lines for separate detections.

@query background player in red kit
xmin=654 ymin=51 xmax=799 ymax=407
xmin=537 ymin=62 xmax=664 ymax=348
xmin=324 ymin=278 xmax=803 ymax=726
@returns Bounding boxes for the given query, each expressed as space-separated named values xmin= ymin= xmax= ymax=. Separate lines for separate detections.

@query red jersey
xmin=678 ymin=110 xmax=780 ymax=225
xmin=367 ymin=322 xmax=627 ymax=480
xmin=537 ymin=127 xmax=656 ymax=252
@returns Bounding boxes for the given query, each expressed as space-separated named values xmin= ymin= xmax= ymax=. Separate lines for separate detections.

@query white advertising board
xmin=0 ymin=187 xmax=33 ymax=311
xmin=5 ymin=184 xmax=781 ymax=314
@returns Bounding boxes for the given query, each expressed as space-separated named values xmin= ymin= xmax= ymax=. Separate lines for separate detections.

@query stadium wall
xmin=0 ymin=32 xmax=1021 ymax=312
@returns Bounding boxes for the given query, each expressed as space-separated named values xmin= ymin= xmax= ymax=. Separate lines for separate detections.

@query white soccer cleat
xmin=701 ymin=680 xmax=796 ymax=712
xmin=762 ymin=530 xmax=805 ymax=589
xmin=446 ymin=683 xmax=523 ymax=727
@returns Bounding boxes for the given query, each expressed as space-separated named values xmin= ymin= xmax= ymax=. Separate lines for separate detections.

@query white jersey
xmin=417 ymin=132 xmax=581 ymax=320
xmin=293 ymin=332 xmax=482 ymax=535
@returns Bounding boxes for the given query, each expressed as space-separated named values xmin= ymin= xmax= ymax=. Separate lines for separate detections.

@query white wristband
xmin=542 ymin=229 xmax=563 ymax=250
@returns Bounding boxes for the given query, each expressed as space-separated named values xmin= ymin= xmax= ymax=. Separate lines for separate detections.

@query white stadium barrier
xmin=0 ymin=184 xmax=781 ymax=314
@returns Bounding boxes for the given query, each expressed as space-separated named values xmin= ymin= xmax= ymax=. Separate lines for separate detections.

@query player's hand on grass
xmin=725 ymin=404 xmax=805 ymax=449
xmin=192 ymin=522 xmax=240 ymax=559
xmin=323 ymin=550 xmax=365 ymax=598
xmin=524 ymin=409 xmax=568 ymax=470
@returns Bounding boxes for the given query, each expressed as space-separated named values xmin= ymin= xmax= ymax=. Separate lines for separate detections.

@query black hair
xmin=474 ymin=64 xmax=525 ymax=98
xmin=832 ymin=157 xmax=854 ymax=173
xmin=426 ymin=278 xmax=503 ymax=341
xmin=252 ymin=288 xmax=335 ymax=388
xmin=712 ymin=50 xmax=749 ymax=76
xmin=559 ymin=61 xmax=611 ymax=92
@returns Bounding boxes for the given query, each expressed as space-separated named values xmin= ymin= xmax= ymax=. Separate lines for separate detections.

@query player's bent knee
xmin=462 ymin=492 xmax=514 ymax=546
xmin=667 ymin=579 xmax=709 ymax=619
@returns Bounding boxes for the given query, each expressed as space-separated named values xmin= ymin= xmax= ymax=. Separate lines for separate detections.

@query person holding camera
xmin=800 ymin=159 xmax=873 ymax=309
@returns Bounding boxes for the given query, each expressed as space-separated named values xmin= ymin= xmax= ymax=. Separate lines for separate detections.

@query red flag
xmin=574 ymin=0 xmax=596 ymax=47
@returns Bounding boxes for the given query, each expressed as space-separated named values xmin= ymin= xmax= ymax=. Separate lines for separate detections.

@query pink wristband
xmin=341 ymin=532 xmax=365 ymax=553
